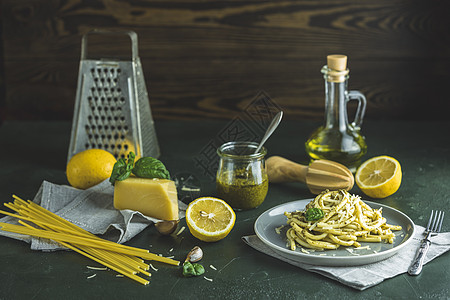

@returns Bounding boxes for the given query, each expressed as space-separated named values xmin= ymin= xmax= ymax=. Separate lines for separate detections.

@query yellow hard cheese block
xmin=114 ymin=177 xmax=179 ymax=221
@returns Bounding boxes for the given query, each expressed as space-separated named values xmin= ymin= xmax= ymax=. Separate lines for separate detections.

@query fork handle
xmin=408 ymin=239 xmax=431 ymax=276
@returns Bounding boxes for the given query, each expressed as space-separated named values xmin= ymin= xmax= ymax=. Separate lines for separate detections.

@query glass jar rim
xmin=217 ymin=141 xmax=267 ymax=159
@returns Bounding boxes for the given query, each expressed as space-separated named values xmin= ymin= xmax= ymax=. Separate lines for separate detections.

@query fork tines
xmin=428 ymin=210 xmax=445 ymax=233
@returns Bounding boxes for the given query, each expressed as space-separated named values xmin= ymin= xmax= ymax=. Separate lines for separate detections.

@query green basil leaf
xmin=127 ymin=151 xmax=136 ymax=164
xmin=132 ymin=157 xmax=170 ymax=179
xmin=109 ymin=158 xmax=126 ymax=185
xmin=305 ymin=207 xmax=324 ymax=221
xmin=126 ymin=151 xmax=135 ymax=172
xmin=182 ymin=262 xmax=195 ymax=277
xmin=109 ymin=152 xmax=136 ymax=185
xmin=182 ymin=262 xmax=205 ymax=277
xmin=192 ymin=263 xmax=205 ymax=276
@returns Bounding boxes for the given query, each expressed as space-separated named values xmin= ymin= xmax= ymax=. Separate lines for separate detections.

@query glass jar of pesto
xmin=216 ymin=141 xmax=268 ymax=210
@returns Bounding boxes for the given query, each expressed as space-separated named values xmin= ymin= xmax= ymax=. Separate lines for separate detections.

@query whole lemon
xmin=66 ymin=149 xmax=116 ymax=189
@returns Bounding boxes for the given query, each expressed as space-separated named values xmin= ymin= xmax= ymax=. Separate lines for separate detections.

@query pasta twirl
xmin=285 ymin=190 xmax=402 ymax=251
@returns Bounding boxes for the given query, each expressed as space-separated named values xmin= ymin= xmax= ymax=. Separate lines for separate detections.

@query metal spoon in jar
xmin=254 ymin=111 xmax=283 ymax=154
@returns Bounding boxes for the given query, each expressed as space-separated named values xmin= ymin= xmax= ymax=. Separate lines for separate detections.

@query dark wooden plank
xmin=1 ymin=0 xmax=450 ymax=121
xmin=4 ymin=59 xmax=445 ymax=121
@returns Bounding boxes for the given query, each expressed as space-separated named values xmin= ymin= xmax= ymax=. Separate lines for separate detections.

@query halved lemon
xmin=355 ymin=156 xmax=402 ymax=199
xmin=186 ymin=197 xmax=236 ymax=242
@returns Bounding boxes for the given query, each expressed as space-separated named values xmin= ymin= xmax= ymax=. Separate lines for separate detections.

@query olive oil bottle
xmin=305 ymin=55 xmax=367 ymax=172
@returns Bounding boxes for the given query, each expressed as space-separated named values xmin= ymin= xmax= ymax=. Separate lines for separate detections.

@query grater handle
xmin=81 ymin=29 xmax=139 ymax=61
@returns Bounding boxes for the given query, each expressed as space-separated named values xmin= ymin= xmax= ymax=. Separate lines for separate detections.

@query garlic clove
xmin=186 ymin=246 xmax=203 ymax=263
xmin=155 ymin=220 xmax=179 ymax=235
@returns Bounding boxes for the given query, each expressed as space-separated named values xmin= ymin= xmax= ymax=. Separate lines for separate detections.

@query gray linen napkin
xmin=242 ymin=226 xmax=450 ymax=290
xmin=0 ymin=180 xmax=187 ymax=251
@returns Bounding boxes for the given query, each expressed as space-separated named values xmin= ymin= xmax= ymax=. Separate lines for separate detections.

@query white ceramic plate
xmin=254 ymin=199 xmax=415 ymax=266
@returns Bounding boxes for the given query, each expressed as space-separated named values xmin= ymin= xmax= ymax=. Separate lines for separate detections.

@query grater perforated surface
xmin=83 ymin=62 xmax=132 ymax=159
xmin=68 ymin=30 xmax=160 ymax=162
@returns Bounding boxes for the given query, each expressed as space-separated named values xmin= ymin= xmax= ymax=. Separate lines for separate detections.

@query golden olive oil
xmin=305 ymin=126 xmax=367 ymax=172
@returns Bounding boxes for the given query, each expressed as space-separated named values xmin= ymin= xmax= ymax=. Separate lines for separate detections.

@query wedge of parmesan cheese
xmin=114 ymin=177 xmax=178 ymax=220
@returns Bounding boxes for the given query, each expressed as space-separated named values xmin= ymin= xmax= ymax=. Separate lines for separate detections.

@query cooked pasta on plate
xmin=284 ymin=190 xmax=402 ymax=251
xmin=254 ymin=190 xmax=414 ymax=266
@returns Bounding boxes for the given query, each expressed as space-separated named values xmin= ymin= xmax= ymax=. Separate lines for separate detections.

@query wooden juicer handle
xmin=266 ymin=156 xmax=354 ymax=194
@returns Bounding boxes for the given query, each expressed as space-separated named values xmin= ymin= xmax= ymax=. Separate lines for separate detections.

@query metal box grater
xmin=68 ymin=30 xmax=160 ymax=163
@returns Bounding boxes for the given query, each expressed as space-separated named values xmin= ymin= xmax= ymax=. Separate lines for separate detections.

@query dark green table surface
xmin=0 ymin=120 xmax=449 ymax=299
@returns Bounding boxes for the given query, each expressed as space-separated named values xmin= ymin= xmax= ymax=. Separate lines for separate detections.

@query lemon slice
xmin=355 ymin=156 xmax=402 ymax=199
xmin=186 ymin=197 xmax=236 ymax=242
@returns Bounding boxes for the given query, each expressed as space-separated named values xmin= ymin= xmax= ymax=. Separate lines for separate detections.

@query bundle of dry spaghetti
xmin=0 ymin=195 xmax=179 ymax=285
xmin=285 ymin=190 xmax=402 ymax=251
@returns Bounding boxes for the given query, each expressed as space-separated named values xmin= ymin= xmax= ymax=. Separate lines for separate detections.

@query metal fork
xmin=408 ymin=210 xmax=445 ymax=275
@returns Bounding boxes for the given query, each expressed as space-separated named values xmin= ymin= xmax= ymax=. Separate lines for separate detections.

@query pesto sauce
xmin=216 ymin=171 xmax=268 ymax=210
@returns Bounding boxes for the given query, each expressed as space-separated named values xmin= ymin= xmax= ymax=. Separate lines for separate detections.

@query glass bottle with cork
xmin=305 ymin=54 xmax=367 ymax=172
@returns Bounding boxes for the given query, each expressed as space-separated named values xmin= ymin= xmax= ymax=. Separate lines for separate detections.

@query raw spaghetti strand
xmin=0 ymin=195 xmax=180 ymax=285
xmin=6 ymin=197 xmax=151 ymax=271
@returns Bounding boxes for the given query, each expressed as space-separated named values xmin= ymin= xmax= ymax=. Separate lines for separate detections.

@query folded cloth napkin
xmin=242 ymin=226 xmax=450 ymax=291
xmin=0 ymin=180 xmax=187 ymax=251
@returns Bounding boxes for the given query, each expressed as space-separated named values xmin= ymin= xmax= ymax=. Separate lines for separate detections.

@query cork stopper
xmin=327 ymin=54 xmax=347 ymax=71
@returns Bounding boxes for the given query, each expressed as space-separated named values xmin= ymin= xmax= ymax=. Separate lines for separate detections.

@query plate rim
xmin=254 ymin=198 xmax=415 ymax=264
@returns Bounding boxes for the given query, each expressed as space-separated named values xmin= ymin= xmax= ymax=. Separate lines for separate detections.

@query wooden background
xmin=1 ymin=0 xmax=449 ymax=122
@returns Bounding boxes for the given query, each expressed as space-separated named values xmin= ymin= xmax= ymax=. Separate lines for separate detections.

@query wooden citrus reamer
xmin=266 ymin=156 xmax=354 ymax=194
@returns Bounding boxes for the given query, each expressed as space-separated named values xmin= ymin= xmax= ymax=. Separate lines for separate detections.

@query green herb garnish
xmin=109 ymin=152 xmax=170 ymax=184
xmin=305 ymin=207 xmax=324 ymax=221
xmin=132 ymin=157 xmax=170 ymax=180
xmin=182 ymin=261 xmax=205 ymax=277
xmin=109 ymin=152 xmax=135 ymax=184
